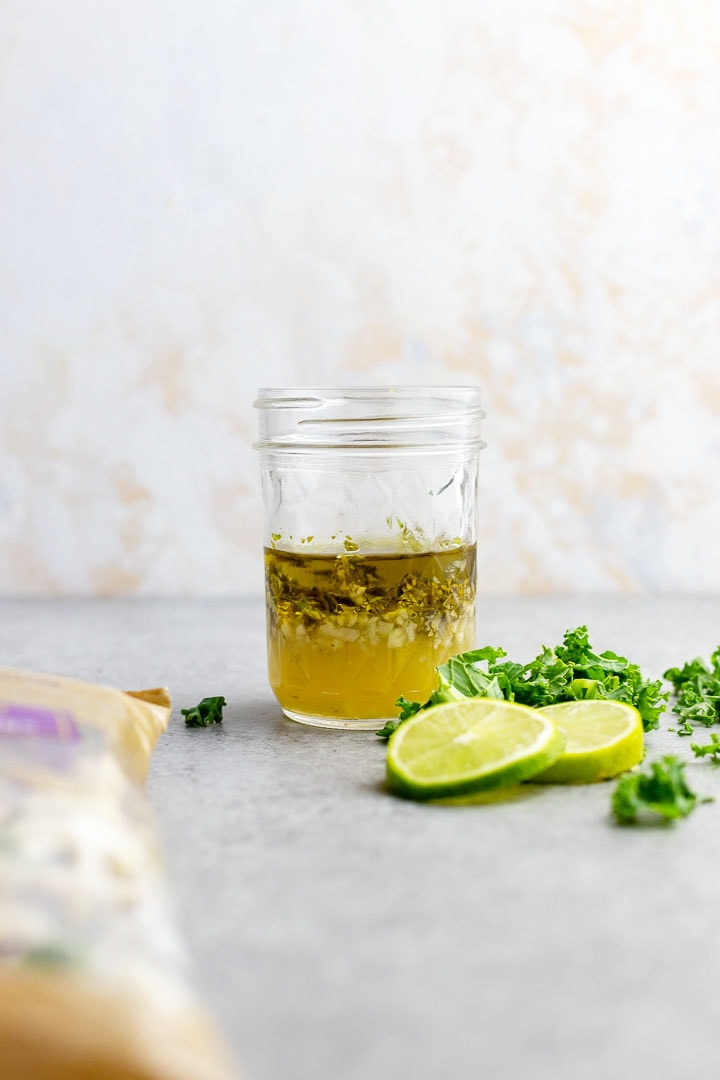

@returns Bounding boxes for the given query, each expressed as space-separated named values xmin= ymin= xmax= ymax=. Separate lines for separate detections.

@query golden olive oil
xmin=264 ymin=545 xmax=476 ymax=722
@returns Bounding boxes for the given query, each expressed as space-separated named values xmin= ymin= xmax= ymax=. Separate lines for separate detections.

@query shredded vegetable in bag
xmin=0 ymin=666 xmax=237 ymax=1080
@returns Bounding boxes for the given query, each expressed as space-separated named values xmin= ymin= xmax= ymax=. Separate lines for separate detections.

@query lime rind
xmin=533 ymin=700 xmax=644 ymax=784
xmin=386 ymin=699 xmax=565 ymax=801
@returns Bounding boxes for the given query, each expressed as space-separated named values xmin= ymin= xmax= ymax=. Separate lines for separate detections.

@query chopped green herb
xmin=611 ymin=755 xmax=709 ymax=825
xmin=378 ymin=626 xmax=666 ymax=738
xmin=375 ymin=698 xmax=422 ymax=737
xmin=181 ymin=696 xmax=226 ymax=728
xmin=691 ymin=732 xmax=720 ymax=764
xmin=665 ymin=649 xmax=720 ymax=734
xmin=396 ymin=696 xmax=425 ymax=722
xmin=266 ymin=546 xmax=475 ymax=643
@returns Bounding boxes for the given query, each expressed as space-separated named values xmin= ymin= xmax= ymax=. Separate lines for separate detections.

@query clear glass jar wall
xmin=255 ymin=388 xmax=485 ymax=729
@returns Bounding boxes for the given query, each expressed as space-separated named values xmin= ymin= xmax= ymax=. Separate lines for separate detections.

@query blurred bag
xmin=0 ymin=666 xmax=237 ymax=1080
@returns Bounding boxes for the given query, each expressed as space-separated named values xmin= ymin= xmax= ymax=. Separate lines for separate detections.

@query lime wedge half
xmin=533 ymin=700 xmax=643 ymax=783
xmin=386 ymin=698 xmax=565 ymax=800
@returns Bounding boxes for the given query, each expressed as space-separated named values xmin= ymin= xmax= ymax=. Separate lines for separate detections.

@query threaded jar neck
xmin=254 ymin=386 xmax=485 ymax=453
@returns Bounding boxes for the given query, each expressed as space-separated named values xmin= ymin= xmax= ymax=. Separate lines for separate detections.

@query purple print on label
xmin=0 ymin=703 xmax=80 ymax=740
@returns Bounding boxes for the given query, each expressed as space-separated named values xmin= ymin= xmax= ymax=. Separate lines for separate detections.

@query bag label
xmin=0 ymin=703 xmax=80 ymax=740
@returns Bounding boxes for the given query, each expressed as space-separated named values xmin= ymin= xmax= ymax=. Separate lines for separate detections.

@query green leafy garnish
xmin=181 ymin=696 xmax=226 ymax=728
xmin=691 ymin=732 xmax=720 ymax=764
xmin=377 ymin=626 xmax=666 ymax=738
xmin=376 ymin=698 xmax=422 ymax=738
xmin=664 ymin=649 xmax=720 ymax=735
xmin=611 ymin=755 xmax=709 ymax=824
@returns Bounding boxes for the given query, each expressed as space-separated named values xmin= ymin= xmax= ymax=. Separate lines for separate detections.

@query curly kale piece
xmin=377 ymin=626 xmax=666 ymax=739
xmin=691 ymin=732 xmax=720 ymax=764
xmin=181 ymin=696 xmax=227 ymax=728
xmin=665 ymin=649 xmax=720 ymax=734
xmin=551 ymin=626 xmax=667 ymax=730
xmin=611 ymin=756 xmax=709 ymax=825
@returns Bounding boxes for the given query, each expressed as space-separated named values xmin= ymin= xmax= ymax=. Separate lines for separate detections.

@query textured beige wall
xmin=1 ymin=1 xmax=719 ymax=596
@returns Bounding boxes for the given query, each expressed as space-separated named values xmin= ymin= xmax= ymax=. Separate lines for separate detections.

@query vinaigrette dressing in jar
xmin=255 ymin=388 xmax=485 ymax=729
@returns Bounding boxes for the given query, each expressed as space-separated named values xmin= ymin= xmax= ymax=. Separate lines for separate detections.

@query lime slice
xmin=386 ymin=698 xmax=565 ymax=800
xmin=533 ymin=700 xmax=643 ymax=783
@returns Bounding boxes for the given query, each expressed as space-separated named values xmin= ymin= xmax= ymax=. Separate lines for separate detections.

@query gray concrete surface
xmin=3 ymin=596 xmax=720 ymax=1080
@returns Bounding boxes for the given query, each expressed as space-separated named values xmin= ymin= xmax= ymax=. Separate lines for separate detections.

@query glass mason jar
xmin=254 ymin=387 xmax=485 ymax=729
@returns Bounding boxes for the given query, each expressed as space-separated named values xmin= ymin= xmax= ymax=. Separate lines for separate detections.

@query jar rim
xmin=255 ymin=385 xmax=482 ymax=406
xmin=255 ymin=386 xmax=485 ymax=451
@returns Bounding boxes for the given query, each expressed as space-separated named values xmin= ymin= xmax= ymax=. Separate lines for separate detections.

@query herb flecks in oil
xmin=264 ymin=545 xmax=477 ymax=721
